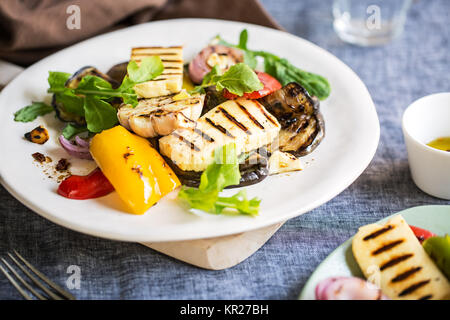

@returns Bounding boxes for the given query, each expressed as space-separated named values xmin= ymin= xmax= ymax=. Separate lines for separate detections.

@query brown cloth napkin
xmin=0 ymin=0 xmax=282 ymax=66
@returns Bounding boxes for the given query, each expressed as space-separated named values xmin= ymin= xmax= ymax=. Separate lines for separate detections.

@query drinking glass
xmin=333 ymin=0 xmax=412 ymax=46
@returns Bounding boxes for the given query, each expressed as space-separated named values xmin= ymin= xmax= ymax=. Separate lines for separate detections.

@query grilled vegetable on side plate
xmin=259 ymin=82 xmax=325 ymax=157
xmin=90 ymin=125 xmax=180 ymax=215
xmin=352 ymin=215 xmax=450 ymax=300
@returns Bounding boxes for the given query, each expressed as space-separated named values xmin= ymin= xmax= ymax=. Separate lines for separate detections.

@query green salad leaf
xmin=14 ymin=101 xmax=54 ymax=122
xmin=62 ymin=123 xmax=88 ymax=139
xmin=44 ymin=56 xmax=164 ymax=134
xmin=178 ymin=144 xmax=261 ymax=216
xmin=191 ymin=63 xmax=263 ymax=96
xmin=215 ymin=29 xmax=331 ymax=100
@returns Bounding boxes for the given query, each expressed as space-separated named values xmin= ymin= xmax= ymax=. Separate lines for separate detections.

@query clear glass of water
xmin=333 ymin=0 xmax=412 ymax=46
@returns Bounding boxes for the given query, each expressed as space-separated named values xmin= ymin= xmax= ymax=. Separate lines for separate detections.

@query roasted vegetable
xmin=188 ymin=45 xmax=243 ymax=84
xmin=118 ymin=94 xmax=204 ymax=138
xmin=58 ymin=168 xmax=114 ymax=200
xmin=24 ymin=125 xmax=49 ymax=144
xmin=259 ymin=82 xmax=325 ymax=157
xmin=52 ymin=66 xmax=118 ymax=126
xmin=90 ymin=126 xmax=180 ymax=214
xmin=106 ymin=62 xmax=128 ymax=86
xmin=202 ymin=86 xmax=227 ymax=115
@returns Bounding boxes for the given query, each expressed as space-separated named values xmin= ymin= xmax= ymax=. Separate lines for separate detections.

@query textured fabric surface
xmin=0 ymin=0 xmax=449 ymax=300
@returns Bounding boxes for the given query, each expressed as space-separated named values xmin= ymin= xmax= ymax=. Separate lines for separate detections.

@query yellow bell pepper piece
xmin=90 ymin=126 xmax=180 ymax=214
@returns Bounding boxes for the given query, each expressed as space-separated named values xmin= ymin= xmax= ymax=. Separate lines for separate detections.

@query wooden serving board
xmin=141 ymin=222 xmax=284 ymax=270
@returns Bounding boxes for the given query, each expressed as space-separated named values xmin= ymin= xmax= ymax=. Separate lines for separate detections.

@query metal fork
xmin=0 ymin=250 xmax=75 ymax=300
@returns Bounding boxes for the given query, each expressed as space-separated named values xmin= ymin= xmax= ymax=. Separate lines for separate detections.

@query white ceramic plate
xmin=299 ymin=205 xmax=450 ymax=300
xmin=0 ymin=19 xmax=379 ymax=242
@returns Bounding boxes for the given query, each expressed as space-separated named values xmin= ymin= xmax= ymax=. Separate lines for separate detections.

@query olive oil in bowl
xmin=427 ymin=137 xmax=450 ymax=152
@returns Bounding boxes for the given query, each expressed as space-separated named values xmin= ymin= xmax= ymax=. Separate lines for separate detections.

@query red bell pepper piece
xmin=57 ymin=168 xmax=114 ymax=200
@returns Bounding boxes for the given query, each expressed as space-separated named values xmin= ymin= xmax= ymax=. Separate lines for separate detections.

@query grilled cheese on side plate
xmin=159 ymin=98 xmax=281 ymax=172
xmin=131 ymin=46 xmax=183 ymax=98
xmin=352 ymin=215 xmax=450 ymax=300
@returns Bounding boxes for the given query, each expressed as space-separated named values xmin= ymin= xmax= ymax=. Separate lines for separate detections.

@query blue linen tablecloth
xmin=0 ymin=0 xmax=449 ymax=299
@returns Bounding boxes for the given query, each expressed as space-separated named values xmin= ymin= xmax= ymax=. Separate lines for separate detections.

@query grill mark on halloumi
xmin=133 ymin=46 xmax=183 ymax=49
xmin=364 ymin=225 xmax=395 ymax=241
xmin=172 ymin=132 xmax=200 ymax=152
xmin=418 ymin=294 xmax=433 ymax=300
xmin=218 ymin=106 xmax=251 ymax=134
xmin=391 ymin=266 xmax=422 ymax=283
xmin=133 ymin=52 xmax=179 ymax=56
xmin=235 ymin=101 xmax=265 ymax=130
xmin=372 ymin=239 xmax=404 ymax=255
xmin=398 ymin=279 xmax=431 ymax=297
xmin=193 ymin=128 xmax=215 ymax=143
xmin=380 ymin=253 xmax=414 ymax=271
xmin=163 ymin=66 xmax=182 ymax=70
xmin=205 ymin=117 xmax=235 ymax=138
xmin=251 ymin=100 xmax=278 ymax=126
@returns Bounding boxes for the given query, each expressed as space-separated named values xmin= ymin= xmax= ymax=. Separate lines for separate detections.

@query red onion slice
xmin=75 ymin=136 xmax=90 ymax=148
xmin=316 ymin=277 xmax=389 ymax=300
xmin=188 ymin=45 xmax=244 ymax=84
xmin=59 ymin=135 xmax=92 ymax=160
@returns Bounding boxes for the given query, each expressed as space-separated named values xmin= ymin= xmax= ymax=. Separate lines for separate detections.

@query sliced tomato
xmin=223 ymin=71 xmax=282 ymax=100
xmin=57 ymin=168 xmax=114 ymax=200
xmin=409 ymin=225 xmax=436 ymax=243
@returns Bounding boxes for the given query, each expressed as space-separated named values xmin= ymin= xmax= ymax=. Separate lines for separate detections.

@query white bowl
xmin=402 ymin=92 xmax=450 ymax=199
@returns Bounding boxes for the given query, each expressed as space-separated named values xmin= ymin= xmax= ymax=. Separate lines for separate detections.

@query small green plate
xmin=299 ymin=205 xmax=450 ymax=300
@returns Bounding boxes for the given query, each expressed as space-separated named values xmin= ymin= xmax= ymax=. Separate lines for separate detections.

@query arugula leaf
xmin=127 ymin=56 xmax=164 ymax=83
xmin=178 ymin=144 xmax=261 ymax=216
xmin=54 ymin=90 xmax=85 ymax=116
xmin=191 ymin=63 xmax=263 ymax=96
xmin=214 ymin=63 xmax=263 ymax=95
xmin=83 ymin=96 xmax=118 ymax=133
xmin=48 ymin=71 xmax=71 ymax=90
xmin=238 ymin=29 xmax=249 ymax=50
xmin=215 ymin=29 xmax=331 ymax=100
xmin=44 ymin=56 xmax=164 ymax=134
xmin=216 ymin=190 xmax=261 ymax=216
xmin=62 ymin=123 xmax=88 ymax=139
xmin=14 ymin=101 xmax=54 ymax=122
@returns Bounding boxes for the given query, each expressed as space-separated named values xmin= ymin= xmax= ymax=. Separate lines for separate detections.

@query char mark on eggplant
xmin=258 ymin=82 xmax=325 ymax=157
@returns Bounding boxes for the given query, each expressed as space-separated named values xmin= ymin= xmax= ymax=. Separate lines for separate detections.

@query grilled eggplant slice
xmin=202 ymin=86 xmax=227 ymax=116
xmin=52 ymin=66 xmax=118 ymax=125
xmin=163 ymin=149 xmax=269 ymax=188
xmin=259 ymin=82 xmax=325 ymax=157
xmin=106 ymin=62 xmax=128 ymax=86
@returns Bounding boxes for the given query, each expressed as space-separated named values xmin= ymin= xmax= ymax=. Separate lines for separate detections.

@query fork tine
xmin=0 ymin=262 xmax=33 ymax=300
xmin=1 ymin=258 xmax=47 ymax=300
xmin=7 ymin=252 xmax=63 ymax=300
xmin=12 ymin=251 xmax=76 ymax=300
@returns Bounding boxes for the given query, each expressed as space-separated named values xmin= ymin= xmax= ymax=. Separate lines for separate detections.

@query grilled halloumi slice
xmin=159 ymin=98 xmax=281 ymax=172
xmin=352 ymin=215 xmax=450 ymax=300
xmin=268 ymin=151 xmax=303 ymax=175
xmin=118 ymin=94 xmax=204 ymax=138
xmin=131 ymin=46 xmax=183 ymax=98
